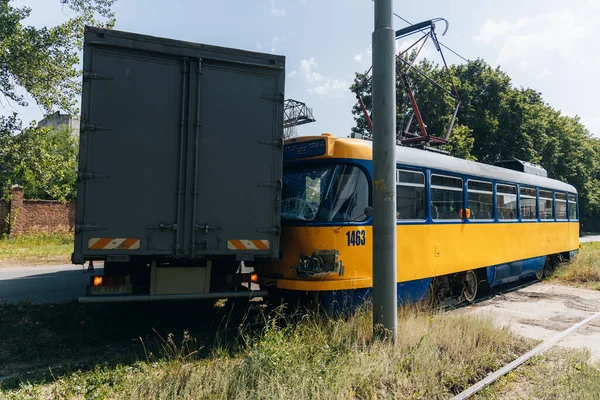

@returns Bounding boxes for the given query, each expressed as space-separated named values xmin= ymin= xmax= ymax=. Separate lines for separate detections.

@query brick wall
xmin=0 ymin=199 xmax=8 ymax=235
xmin=2 ymin=187 xmax=75 ymax=236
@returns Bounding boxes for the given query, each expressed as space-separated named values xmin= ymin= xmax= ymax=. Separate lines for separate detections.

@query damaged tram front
xmin=256 ymin=134 xmax=376 ymax=301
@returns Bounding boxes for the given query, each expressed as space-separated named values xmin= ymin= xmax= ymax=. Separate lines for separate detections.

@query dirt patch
xmin=460 ymin=283 xmax=600 ymax=361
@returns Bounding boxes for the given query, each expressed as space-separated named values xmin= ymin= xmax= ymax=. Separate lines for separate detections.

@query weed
xmin=1 ymin=306 xmax=535 ymax=400
xmin=0 ymin=233 xmax=73 ymax=266
xmin=475 ymin=348 xmax=600 ymax=399
xmin=550 ymin=243 xmax=600 ymax=288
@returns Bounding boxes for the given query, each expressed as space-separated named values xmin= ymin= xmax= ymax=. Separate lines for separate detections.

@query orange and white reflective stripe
xmin=88 ymin=238 xmax=140 ymax=250
xmin=227 ymin=240 xmax=270 ymax=250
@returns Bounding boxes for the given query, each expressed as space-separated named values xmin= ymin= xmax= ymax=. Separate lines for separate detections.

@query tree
xmin=284 ymin=125 xmax=298 ymax=140
xmin=0 ymin=0 xmax=116 ymax=200
xmin=0 ymin=116 xmax=78 ymax=201
xmin=1 ymin=0 xmax=116 ymax=114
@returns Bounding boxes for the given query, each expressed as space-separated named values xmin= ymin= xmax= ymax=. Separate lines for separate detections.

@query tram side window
xmin=431 ymin=174 xmax=463 ymax=220
xmin=396 ymin=170 xmax=426 ymax=220
xmin=519 ymin=187 xmax=537 ymax=220
xmin=555 ymin=192 xmax=567 ymax=220
xmin=496 ymin=184 xmax=517 ymax=220
xmin=467 ymin=180 xmax=493 ymax=220
xmin=568 ymin=194 xmax=578 ymax=220
xmin=539 ymin=190 xmax=553 ymax=220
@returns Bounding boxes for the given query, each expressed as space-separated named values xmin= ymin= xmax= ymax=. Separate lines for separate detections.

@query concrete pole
xmin=372 ymin=0 xmax=397 ymax=340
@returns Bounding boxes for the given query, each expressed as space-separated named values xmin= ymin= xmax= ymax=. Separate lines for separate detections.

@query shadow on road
xmin=0 ymin=267 xmax=94 ymax=304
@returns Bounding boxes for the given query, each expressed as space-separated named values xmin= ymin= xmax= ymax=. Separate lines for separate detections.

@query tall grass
xmin=551 ymin=243 xmax=600 ymax=288
xmin=475 ymin=348 xmax=600 ymax=399
xmin=0 ymin=233 xmax=73 ymax=266
xmin=5 ymin=307 xmax=532 ymax=400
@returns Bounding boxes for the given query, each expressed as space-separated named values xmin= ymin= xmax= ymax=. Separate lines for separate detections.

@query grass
xmin=0 ymin=233 xmax=73 ymax=266
xmin=549 ymin=242 xmax=600 ymax=290
xmin=475 ymin=348 xmax=600 ymax=399
xmin=0 ymin=301 xmax=535 ymax=399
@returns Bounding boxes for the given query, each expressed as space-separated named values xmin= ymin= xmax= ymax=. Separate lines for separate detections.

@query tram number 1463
xmin=346 ymin=230 xmax=366 ymax=246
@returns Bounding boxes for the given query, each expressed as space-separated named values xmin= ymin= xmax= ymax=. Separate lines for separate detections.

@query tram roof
xmin=286 ymin=135 xmax=577 ymax=193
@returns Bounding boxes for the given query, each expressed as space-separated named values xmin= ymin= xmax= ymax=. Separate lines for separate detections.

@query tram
xmin=257 ymin=134 xmax=580 ymax=306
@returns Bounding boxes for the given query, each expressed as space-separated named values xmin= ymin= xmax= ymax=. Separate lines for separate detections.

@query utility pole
xmin=371 ymin=0 xmax=397 ymax=340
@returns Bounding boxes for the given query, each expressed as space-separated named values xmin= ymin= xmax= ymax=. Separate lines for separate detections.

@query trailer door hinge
xmin=260 ymin=138 xmax=284 ymax=147
xmin=147 ymin=223 xmax=178 ymax=231
xmin=257 ymin=226 xmax=280 ymax=235
xmin=81 ymin=122 xmax=110 ymax=132
xmin=78 ymin=171 xmax=110 ymax=180
xmin=75 ymin=224 xmax=106 ymax=232
xmin=83 ymin=71 xmax=114 ymax=80
xmin=194 ymin=223 xmax=220 ymax=233
xmin=261 ymin=92 xmax=284 ymax=103
xmin=258 ymin=179 xmax=282 ymax=190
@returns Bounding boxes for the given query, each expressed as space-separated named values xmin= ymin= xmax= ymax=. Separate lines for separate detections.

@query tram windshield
xmin=282 ymin=163 xmax=369 ymax=222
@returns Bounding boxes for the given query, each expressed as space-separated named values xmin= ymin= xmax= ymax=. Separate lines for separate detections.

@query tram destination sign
xmin=284 ymin=139 xmax=326 ymax=160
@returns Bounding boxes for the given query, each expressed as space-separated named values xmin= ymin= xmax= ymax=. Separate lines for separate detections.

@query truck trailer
xmin=73 ymin=27 xmax=285 ymax=302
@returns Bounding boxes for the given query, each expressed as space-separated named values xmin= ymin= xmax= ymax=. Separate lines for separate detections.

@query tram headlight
xmin=293 ymin=249 xmax=343 ymax=278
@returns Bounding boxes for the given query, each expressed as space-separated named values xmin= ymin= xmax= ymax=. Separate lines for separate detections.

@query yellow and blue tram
xmin=258 ymin=134 xmax=579 ymax=306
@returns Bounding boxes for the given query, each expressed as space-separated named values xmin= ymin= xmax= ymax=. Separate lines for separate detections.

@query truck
xmin=73 ymin=26 xmax=285 ymax=302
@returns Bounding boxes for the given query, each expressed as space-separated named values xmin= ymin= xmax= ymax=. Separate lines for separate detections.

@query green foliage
xmin=352 ymin=57 xmax=600 ymax=231
xmin=0 ymin=0 xmax=115 ymax=114
xmin=0 ymin=115 xmax=78 ymax=201
xmin=0 ymin=0 xmax=117 ymax=201
xmin=549 ymin=242 xmax=600 ymax=288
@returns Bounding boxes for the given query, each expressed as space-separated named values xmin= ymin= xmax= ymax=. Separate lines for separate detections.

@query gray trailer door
xmin=184 ymin=61 xmax=281 ymax=257
xmin=74 ymin=28 xmax=283 ymax=263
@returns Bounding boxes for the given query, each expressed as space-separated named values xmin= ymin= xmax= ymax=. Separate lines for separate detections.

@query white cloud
xmin=354 ymin=45 xmax=372 ymax=63
xmin=256 ymin=42 xmax=262 ymax=50
xmin=288 ymin=70 xmax=297 ymax=78
xmin=473 ymin=3 xmax=600 ymax=69
xmin=270 ymin=0 xmax=285 ymax=16
xmin=473 ymin=19 xmax=512 ymax=45
xmin=271 ymin=36 xmax=281 ymax=53
xmin=536 ymin=69 xmax=550 ymax=80
xmin=297 ymin=57 xmax=349 ymax=97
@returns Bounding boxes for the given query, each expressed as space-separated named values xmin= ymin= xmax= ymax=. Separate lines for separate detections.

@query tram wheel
xmin=535 ymin=267 xmax=545 ymax=281
xmin=462 ymin=270 xmax=478 ymax=303
xmin=422 ymin=279 xmax=442 ymax=309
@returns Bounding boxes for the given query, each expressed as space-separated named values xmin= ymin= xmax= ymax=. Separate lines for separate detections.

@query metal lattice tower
xmin=283 ymin=99 xmax=316 ymax=129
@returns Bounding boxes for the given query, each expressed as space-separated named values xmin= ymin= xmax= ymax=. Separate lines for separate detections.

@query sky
xmin=8 ymin=0 xmax=600 ymax=138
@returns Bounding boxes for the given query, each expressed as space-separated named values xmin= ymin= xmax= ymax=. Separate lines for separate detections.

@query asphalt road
xmin=0 ymin=264 xmax=102 ymax=304
xmin=581 ymin=235 xmax=600 ymax=243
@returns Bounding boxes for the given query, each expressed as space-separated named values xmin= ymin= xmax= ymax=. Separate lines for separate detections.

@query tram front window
xmin=282 ymin=164 xmax=369 ymax=222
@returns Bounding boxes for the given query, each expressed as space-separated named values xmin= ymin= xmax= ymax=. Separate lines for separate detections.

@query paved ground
xmin=0 ymin=264 xmax=102 ymax=303
xmin=0 ymin=262 xmax=254 ymax=304
xmin=581 ymin=235 xmax=600 ymax=243
xmin=462 ymin=283 xmax=600 ymax=360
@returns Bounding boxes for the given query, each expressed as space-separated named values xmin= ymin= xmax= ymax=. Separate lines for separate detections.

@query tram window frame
xmin=430 ymin=174 xmax=463 ymax=221
xmin=467 ymin=180 xmax=493 ymax=220
xmin=396 ymin=169 xmax=427 ymax=221
xmin=539 ymin=189 xmax=554 ymax=220
xmin=496 ymin=184 xmax=518 ymax=221
xmin=519 ymin=186 xmax=537 ymax=221
xmin=568 ymin=194 xmax=578 ymax=221
xmin=555 ymin=192 xmax=568 ymax=220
